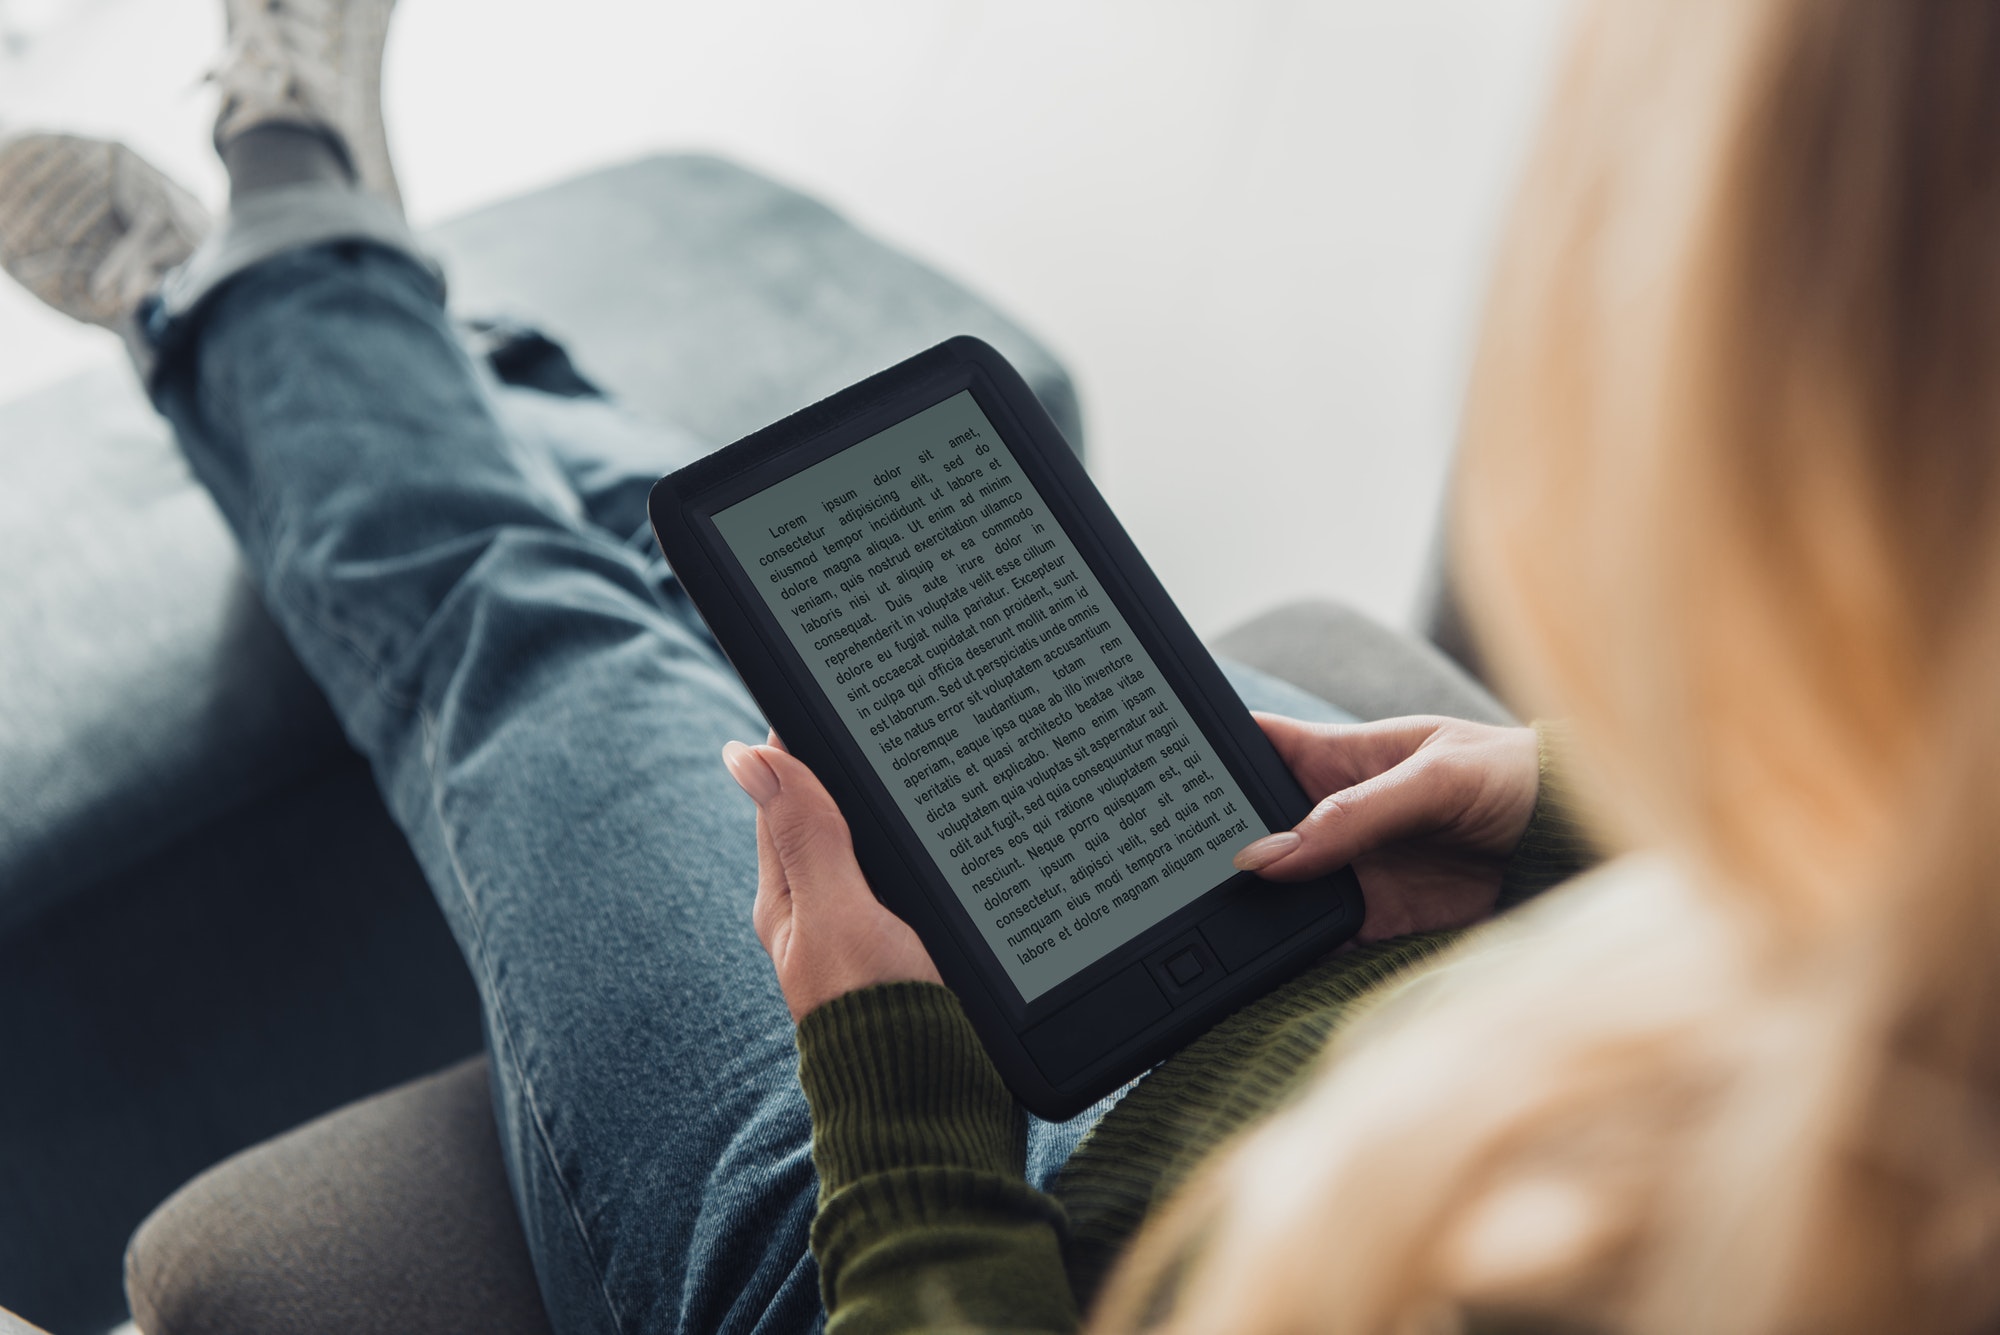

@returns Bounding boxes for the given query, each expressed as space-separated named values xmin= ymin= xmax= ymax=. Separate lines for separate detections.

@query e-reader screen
xmin=711 ymin=391 xmax=1269 ymax=1002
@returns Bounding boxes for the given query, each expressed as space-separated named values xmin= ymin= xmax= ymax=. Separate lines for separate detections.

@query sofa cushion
xmin=126 ymin=1058 xmax=550 ymax=1335
xmin=1210 ymin=599 xmax=1510 ymax=726
xmin=0 ymin=153 xmax=1082 ymax=932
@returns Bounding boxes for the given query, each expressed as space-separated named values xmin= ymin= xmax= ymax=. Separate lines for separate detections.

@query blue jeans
xmin=147 ymin=240 xmax=1352 ymax=1335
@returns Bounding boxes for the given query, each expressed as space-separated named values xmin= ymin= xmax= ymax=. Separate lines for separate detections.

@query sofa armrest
xmin=125 ymin=1058 xmax=552 ymax=1335
xmin=1212 ymin=598 xmax=1514 ymax=725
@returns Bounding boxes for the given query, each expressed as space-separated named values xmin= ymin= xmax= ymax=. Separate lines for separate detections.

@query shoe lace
xmin=210 ymin=0 xmax=343 ymax=121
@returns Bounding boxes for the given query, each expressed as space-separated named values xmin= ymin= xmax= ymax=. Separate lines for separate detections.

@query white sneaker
xmin=0 ymin=134 xmax=210 ymax=329
xmin=210 ymin=0 xmax=401 ymax=210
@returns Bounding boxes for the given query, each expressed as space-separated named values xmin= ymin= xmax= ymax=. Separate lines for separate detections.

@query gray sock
xmin=222 ymin=124 xmax=355 ymax=202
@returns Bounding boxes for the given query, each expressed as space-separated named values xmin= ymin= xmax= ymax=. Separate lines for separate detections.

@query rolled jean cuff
xmin=135 ymin=184 xmax=439 ymax=382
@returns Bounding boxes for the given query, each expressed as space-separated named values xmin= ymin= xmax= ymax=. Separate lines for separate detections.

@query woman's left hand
xmin=725 ymin=734 xmax=942 ymax=1021
xmin=1236 ymin=714 xmax=1540 ymax=941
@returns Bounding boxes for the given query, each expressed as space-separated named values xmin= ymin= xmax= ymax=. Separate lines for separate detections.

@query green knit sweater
xmin=796 ymin=725 xmax=1593 ymax=1333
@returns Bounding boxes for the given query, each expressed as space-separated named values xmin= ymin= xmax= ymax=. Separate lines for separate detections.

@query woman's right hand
xmin=1234 ymin=715 xmax=1540 ymax=941
xmin=727 ymin=735 xmax=943 ymax=1022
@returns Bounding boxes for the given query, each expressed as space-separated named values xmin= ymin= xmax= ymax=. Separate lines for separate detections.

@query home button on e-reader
xmin=1144 ymin=930 xmax=1224 ymax=1004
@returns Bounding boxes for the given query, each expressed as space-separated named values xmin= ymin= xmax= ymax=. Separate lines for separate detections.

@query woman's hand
xmin=1234 ymin=715 xmax=1540 ymax=941
xmin=725 ymin=734 xmax=942 ymax=1021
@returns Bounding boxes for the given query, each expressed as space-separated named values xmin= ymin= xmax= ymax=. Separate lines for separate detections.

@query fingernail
xmin=723 ymin=741 xmax=780 ymax=804
xmin=1233 ymin=831 xmax=1301 ymax=871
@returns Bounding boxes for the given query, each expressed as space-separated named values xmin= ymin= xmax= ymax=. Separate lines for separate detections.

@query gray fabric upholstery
xmin=1212 ymin=599 xmax=1512 ymax=725
xmin=125 ymin=599 xmax=1511 ymax=1335
xmin=0 ymin=360 xmax=345 ymax=932
xmin=0 ymin=152 xmax=1081 ymax=934
xmin=1411 ymin=519 xmax=1500 ymax=700
xmin=433 ymin=154 xmax=1083 ymax=454
xmin=7 ymin=757 xmax=479 ymax=1333
xmin=127 ymin=1059 xmax=551 ymax=1335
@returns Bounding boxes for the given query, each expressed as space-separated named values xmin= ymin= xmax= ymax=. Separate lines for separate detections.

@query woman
xmin=1135 ymin=1 xmax=2000 ymax=1330
xmin=7 ymin=0 xmax=1984 ymax=1333
xmin=734 ymin=0 xmax=2000 ymax=1331
xmin=0 ymin=2 xmax=1548 ymax=1329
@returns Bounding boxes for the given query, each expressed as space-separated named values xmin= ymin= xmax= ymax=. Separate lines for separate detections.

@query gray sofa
xmin=0 ymin=153 xmax=1502 ymax=1334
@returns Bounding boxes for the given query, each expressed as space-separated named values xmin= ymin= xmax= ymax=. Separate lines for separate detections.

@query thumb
xmin=747 ymin=745 xmax=874 ymax=906
xmin=1235 ymin=750 xmax=1467 ymax=881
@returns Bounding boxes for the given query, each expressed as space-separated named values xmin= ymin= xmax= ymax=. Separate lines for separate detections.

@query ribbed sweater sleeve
xmin=793 ymin=724 xmax=1597 ymax=1330
xmin=1496 ymin=720 xmax=1598 ymax=909
xmin=797 ymin=981 xmax=1080 ymax=1334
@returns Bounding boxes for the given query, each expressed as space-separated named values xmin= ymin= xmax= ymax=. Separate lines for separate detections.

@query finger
xmin=751 ymin=745 xmax=876 ymax=910
xmin=728 ymin=739 xmax=792 ymax=952
xmin=1253 ymin=712 xmax=1448 ymax=799
xmin=724 ymin=739 xmax=780 ymax=803
xmin=1240 ymin=747 xmax=1478 ymax=881
xmin=750 ymin=805 xmax=791 ymax=956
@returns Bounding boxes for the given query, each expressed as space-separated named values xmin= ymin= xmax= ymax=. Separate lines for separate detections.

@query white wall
xmin=0 ymin=0 xmax=1569 ymax=635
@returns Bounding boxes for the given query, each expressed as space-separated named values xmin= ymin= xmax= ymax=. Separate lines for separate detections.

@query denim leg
xmin=486 ymin=381 xmax=709 ymax=548
xmin=150 ymin=242 xmax=818 ymax=1335
xmin=147 ymin=232 xmax=1364 ymax=1329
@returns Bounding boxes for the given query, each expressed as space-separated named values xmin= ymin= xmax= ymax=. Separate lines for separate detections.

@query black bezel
xmin=650 ymin=336 xmax=1363 ymax=1118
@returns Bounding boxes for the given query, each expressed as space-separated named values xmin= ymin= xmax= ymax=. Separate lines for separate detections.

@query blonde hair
xmin=1095 ymin=2 xmax=2000 ymax=1331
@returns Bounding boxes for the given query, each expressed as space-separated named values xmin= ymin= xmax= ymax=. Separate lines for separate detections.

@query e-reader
xmin=649 ymin=337 xmax=1364 ymax=1118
